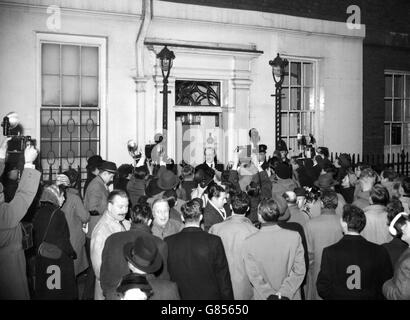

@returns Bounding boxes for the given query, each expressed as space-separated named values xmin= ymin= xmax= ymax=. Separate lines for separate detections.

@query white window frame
xmin=36 ymin=32 xmax=107 ymax=161
xmin=384 ymin=70 xmax=410 ymax=155
xmin=279 ymin=55 xmax=320 ymax=153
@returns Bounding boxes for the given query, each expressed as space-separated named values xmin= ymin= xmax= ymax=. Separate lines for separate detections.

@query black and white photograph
xmin=0 ymin=0 xmax=409 ymax=307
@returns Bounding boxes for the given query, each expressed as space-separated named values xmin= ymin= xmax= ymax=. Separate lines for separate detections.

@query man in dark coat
xmin=121 ymin=235 xmax=179 ymax=300
xmin=203 ymin=184 xmax=229 ymax=231
xmin=195 ymin=147 xmax=224 ymax=175
xmin=165 ymin=200 xmax=233 ymax=300
xmin=317 ymin=204 xmax=393 ymax=300
xmin=100 ymin=203 xmax=169 ymax=300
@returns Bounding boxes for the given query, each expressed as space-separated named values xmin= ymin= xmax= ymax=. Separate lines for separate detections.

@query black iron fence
xmin=330 ymin=150 xmax=410 ymax=176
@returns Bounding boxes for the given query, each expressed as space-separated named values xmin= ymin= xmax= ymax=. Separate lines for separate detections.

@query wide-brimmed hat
xmin=123 ymin=236 xmax=163 ymax=274
xmin=314 ymin=173 xmax=338 ymax=189
xmin=86 ymin=155 xmax=103 ymax=170
xmin=116 ymin=273 xmax=152 ymax=295
xmin=157 ymin=170 xmax=178 ymax=190
xmin=145 ymin=179 xmax=163 ymax=197
xmin=99 ymin=161 xmax=117 ymax=174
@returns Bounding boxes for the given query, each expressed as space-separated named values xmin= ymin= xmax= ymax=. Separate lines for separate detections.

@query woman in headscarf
xmin=57 ymin=170 xmax=90 ymax=277
xmin=33 ymin=184 xmax=77 ymax=299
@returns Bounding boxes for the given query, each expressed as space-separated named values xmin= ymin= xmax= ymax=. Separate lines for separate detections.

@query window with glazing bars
xmin=384 ymin=72 xmax=410 ymax=155
xmin=175 ymin=80 xmax=221 ymax=106
xmin=40 ymin=43 xmax=100 ymax=185
xmin=280 ymin=61 xmax=315 ymax=152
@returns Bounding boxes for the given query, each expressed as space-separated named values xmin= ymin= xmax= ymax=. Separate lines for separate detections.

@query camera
xmin=2 ymin=113 xmax=32 ymax=153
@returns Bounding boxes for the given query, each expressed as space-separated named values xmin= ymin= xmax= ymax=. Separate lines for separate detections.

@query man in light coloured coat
xmin=0 ymin=140 xmax=41 ymax=299
xmin=91 ymin=190 xmax=131 ymax=300
xmin=304 ymin=190 xmax=343 ymax=300
xmin=242 ymin=198 xmax=305 ymax=300
xmin=361 ymin=185 xmax=393 ymax=245
xmin=209 ymin=192 xmax=258 ymax=300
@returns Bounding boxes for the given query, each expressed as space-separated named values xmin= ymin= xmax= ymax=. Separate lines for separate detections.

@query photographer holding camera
xmin=0 ymin=136 xmax=41 ymax=300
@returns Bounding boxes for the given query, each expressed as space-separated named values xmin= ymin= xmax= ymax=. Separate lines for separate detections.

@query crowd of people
xmin=0 ymin=130 xmax=410 ymax=300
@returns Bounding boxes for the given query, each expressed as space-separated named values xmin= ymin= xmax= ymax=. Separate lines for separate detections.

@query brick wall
xmin=363 ymin=45 xmax=410 ymax=155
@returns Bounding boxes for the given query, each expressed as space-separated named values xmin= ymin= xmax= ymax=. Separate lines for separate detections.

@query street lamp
xmin=157 ymin=46 xmax=175 ymax=131
xmin=269 ymin=53 xmax=288 ymax=149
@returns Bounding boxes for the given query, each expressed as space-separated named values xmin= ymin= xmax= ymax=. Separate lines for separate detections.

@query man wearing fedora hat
xmin=122 ymin=235 xmax=180 ymax=300
xmin=83 ymin=160 xmax=118 ymax=299
xmin=304 ymin=190 xmax=343 ymax=300
xmin=83 ymin=155 xmax=103 ymax=195
xmin=100 ymin=203 xmax=170 ymax=300
xmin=308 ymin=173 xmax=347 ymax=219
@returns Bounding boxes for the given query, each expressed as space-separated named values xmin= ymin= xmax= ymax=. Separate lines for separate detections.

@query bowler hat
xmin=86 ymin=155 xmax=103 ymax=170
xmin=314 ymin=173 xmax=338 ymax=189
xmin=116 ymin=273 xmax=152 ymax=294
xmin=259 ymin=144 xmax=267 ymax=154
xmin=123 ymin=236 xmax=163 ymax=274
xmin=157 ymin=170 xmax=179 ymax=190
xmin=99 ymin=161 xmax=117 ymax=174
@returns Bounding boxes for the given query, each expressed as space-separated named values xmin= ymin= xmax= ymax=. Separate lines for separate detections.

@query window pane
xmin=81 ymin=110 xmax=99 ymax=139
xmin=301 ymin=112 xmax=313 ymax=136
xmin=61 ymin=141 xmax=80 ymax=163
xmin=81 ymin=140 xmax=99 ymax=159
xmin=288 ymin=137 xmax=297 ymax=153
xmin=62 ymin=76 xmax=80 ymax=106
xmin=62 ymin=45 xmax=80 ymax=75
xmin=385 ymin=74 xmax=392 ymax=97
xmin=384 ymin=124 xmax=391 ymax=146
xmin=41 ymin=109 xmax=61 ymax=139
xmin=289 ymin=113 xmax=300 ymax=135
xmin=81 ymin=76 xmax=98 ymax=106
xmin=290 ymin=62 xmax=301 ymax=86
xmin=406 ymin=75 xmax=410 ymax=98
xmin=404 ymin=123 xmax=410 ymax=146
xmin=385 ymin=99 xmax=392 ymax=121
xmin=303 ymin=88 xmax=315 ymax=110
xmin=394 ymin=75 xmax=404 ymax=98
xmin=61 ymin=110 xmax=80 ymax=139
xmin=393 ymin=100 xmax=403 ymax=121
xmin=42 ymin=75 xmax=60 ymax=105
xmin=405 ymin=100 xmax=410 ymax=121
xmin=40 ymin=142 xmax=60 ymax=165
xmin=303 ymin=63 xmax=313 ymax=87
xmin=42 ymin=43 xmax=60 ymax=75
xmin=81 ymin=46 xmax=98 ymax=76
xmin=290 ymin=88 xmax=301 ymax=110
xmin=283 ymin=65 xmax=290 ymax=87
xmin=391 ymin=124 xmax=401 ymax=145
xmin=281 ymin=113 xmax=289 ymax=136
xmin=282 ymin=88 xmax=289 ymax=111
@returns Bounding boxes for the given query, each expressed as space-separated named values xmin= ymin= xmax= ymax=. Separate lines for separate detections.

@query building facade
xmin=0 ymin=0 xmax=366 ymax=180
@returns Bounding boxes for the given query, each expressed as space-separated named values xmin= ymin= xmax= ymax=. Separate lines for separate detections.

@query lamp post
xmin=157 ymin=46 xmax=175 ymax=131
xmin=269 ymin=53 xmax=288 ymax=149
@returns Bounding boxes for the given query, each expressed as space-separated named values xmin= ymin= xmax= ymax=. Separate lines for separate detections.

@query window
xmin=175 ymin=80 xmax=221 ymax=106
xmin=40 ymin=43 xmax=100 ymax=184
xmin=384 ymin=71 xmax=410 ymax=154
xmin=280 ymin=60 xmax=316 ymax=152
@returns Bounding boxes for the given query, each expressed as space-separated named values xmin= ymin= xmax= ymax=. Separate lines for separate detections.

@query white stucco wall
xmin=0 ymin=0 xmax=365 ymax=169
xmin=0 ymin=0 xmax=142 ymax=166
